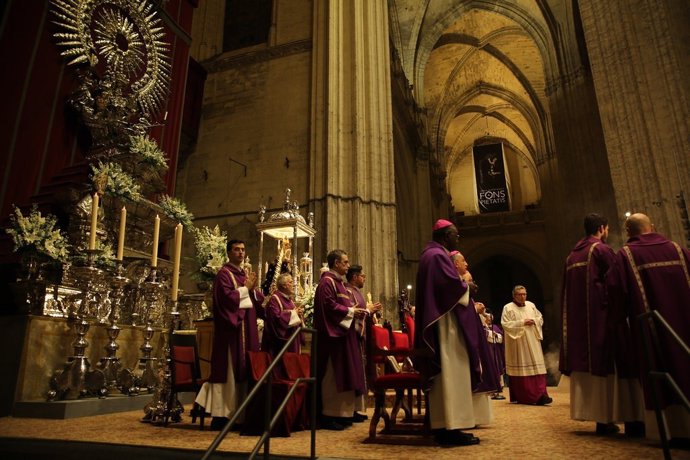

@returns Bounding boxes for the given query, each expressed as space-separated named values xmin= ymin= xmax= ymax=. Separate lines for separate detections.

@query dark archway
xmin=471 ymin=254 xmax=544 ymax=323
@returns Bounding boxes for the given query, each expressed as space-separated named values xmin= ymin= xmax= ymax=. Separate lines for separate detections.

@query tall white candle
xmin=171 ymin=223 xmax=183 ymax=301
xmin=88 ymin=192 xmax=99 ymax=250
xmin=151 ymin=214 xmax=160 ymax=267
xmin=117 ymin=206 xmax=127 ymax=261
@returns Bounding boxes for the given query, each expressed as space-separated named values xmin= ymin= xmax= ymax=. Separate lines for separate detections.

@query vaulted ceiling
xmin=389 ymin=0 xmax=560 ymax=213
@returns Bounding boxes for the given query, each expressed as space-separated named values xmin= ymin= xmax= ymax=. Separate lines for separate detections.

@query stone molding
xmin=204 ymin=39 xmax=312 ymax=73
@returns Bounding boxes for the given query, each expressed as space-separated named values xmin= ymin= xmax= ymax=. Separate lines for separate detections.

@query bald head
xmin=625 ymin=213 xmax=653 ymax=238
xmin=451 ymin=251 xmax=468 ymax=275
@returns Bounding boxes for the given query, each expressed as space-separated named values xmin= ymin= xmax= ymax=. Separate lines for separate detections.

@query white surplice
xmin=428 ymin=311 xmax=492 ymax=430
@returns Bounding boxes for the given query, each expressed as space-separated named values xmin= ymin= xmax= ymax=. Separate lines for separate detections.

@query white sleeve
xmin=458 ymin=288 xmax=470 ymax=307
xmin=237 ymin=286 xmax=253 ymax=309
xmin=288 ymin=309 xmax=302 ymax=327
xmin=339 ymin=307 xmax=355 ymax=329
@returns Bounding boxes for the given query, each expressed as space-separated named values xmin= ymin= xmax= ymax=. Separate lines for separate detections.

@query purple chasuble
xmin=262 ymin=290 xmax=302 ymax=357
xmin=209 ymin=263 xmax=264 ymax=383
xmin=345 ymin=283 xmax=367 ymax=337
xmin=413 ymin=241 xmax=488 ymax=391
xmin=615 ymin=232 xmax=690 ymax=409
xmin=314 ymin=271 xmax=365 ymax=395
xmin=559 ymin=236 xmax=626 ymax=377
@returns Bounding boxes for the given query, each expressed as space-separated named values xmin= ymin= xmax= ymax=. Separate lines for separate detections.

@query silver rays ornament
xmin=50 ymin=0 xmax=171 ymax=118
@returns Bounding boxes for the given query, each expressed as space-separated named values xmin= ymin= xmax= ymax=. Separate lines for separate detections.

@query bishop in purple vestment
xmin=414 ymin=220 xmax=487 ymax=446
xmin=615 ymin=213 xmax=690 ymax=440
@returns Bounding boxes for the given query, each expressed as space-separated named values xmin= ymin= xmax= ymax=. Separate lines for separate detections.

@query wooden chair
xmin=171 ymin=331 xmax=210 ymax=429
xmin=242 ymin=351 xmax=310 ymax=437
xmin=366 ymin=317 xmax=430 ymax=443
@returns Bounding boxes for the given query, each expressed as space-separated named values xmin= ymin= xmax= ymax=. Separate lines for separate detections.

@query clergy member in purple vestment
xmin=345 ymin=264 xmax=382 ymax=423
xmin=314 ymin=249 xmax=368 ymax=431
xmin=501 ymin=285 xmax=552 ymax=406
xmin=262 ymin=273 xmax=304 ymax=357
xmin=615 ymin=213 xmax=690 ymax=442
xmin=560 ymin=213 xmax=644 ymax=436
xmin=449 ymin=250 xmax=502 ymax=397
xmin=414 ymin=219 xmax=489 ymax=446
xmin=485 ymin=313 xmax=507 ymax=400
xmin=195 ymin=239 xmax=265 ymax=431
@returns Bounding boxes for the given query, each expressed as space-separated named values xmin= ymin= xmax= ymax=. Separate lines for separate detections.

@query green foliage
xmin=129 ymin=134 xmax=168 ymax=171
xmin=159 ymin=195 xmax=194 ymax=229
xmin=90 ymin=161 xmax=142 ymax=202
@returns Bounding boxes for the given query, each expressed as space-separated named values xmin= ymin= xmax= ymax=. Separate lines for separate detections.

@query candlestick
xmin=170 ymin=223 xmax=183 ymax=301
xmin=88 ymin=193 xmax=99 ymax=250
xmin=117 ymin=206 xmax=127 ymax=261
xmin=150 ymin=214 xmax=160 ymax=267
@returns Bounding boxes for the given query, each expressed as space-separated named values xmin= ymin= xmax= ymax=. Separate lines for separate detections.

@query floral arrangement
xmin=90 ymin=161 xmax=142 ymax=202
xmin=129 ymin=134 xmax=168 ymax=171
xmin=159 ymin=195 xmax=194 ymax=229
xmin=5 ymin=205 xmax=70 ymax=262
xmin=192 ymin=225 xmax=228 ymax=281
xmin=297 ymin=284 xmax=315 ymax=328
xmin=73 ymin=240 xmax=117 ymax=269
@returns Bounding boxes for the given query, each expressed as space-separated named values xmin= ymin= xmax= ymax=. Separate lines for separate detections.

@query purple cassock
xmin=489 ymin=323 xmax=506 ymax=377
xmin=209 ymin=263 xmax=265 ymax=384
xmin=559 ymin=236 xmax=636 ymax=378
xmin=414 ymin=241 xmax=497 ymax=392
xmin=262 ymin=290 xmax=303 ymax=357
xmin=615 ymin=232 xmax=690 ymax=409
xmin=314 ymin=271 xmax=365 ymax=395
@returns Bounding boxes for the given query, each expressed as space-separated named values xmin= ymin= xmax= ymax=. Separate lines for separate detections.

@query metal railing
xmin=637 ymin=310 xmax=690 ymax=460
xmin=201 ymin=327 xmax=317 ymax=460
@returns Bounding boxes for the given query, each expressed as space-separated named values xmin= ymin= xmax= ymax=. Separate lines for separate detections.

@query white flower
xmin=90 ymin=161 xmax=142 ymax=202
xmin=5 ymin=205 xmax=70 ymax=262
xmin=193 ymin=225 xmax=228 ymax=281
xmin=129 ymin=134 xmax=168 ymax=171
xmin=159 ymin=195 xmax=194 ymax=229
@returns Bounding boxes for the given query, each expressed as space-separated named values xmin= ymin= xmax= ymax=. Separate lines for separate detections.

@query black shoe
xmin=596 ymin=422 xmax=620 ymax=435
xmin=624 ymin=421 xmax=645 ymax=438
xmin=491 ymin=394 xmax=506 ymax=400
xmin=536 ymin=395 xmax=553 ymax=405
xmin=434 ymin=429 xmax=480 ymax=447
xmin=336 ymin=417 xmax=353 ymax=427
xmin=320 ymin=418 xmax=345 ymax=431
xmin=352 ymin=412 xmax=367 ymax=423
xmin=210 ymin=417 xmax=229 ymax=431
xmin=668 ymin=437 xmax=690 ymax=449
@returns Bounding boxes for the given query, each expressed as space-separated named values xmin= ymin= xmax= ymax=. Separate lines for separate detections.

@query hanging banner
xmin=473 ymin=143 xmax=510 ymax=213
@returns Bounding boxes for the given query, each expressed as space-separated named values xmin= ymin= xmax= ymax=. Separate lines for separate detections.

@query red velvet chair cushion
xmin=391 ymin=331 xmax=409 ymax=350
xmin=172 ymin=346 xmax=196 ymax=388
xmin=371 ymin=325 xmax=391 ymax=364
xmin=405 ymin=314 xmax=415 ymax=346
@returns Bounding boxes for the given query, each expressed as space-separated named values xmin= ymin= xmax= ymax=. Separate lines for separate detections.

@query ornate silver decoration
xmin=48 ymin=250 xmax=108 ymax=400
xmin=51 ymin=0 xmax=171 ymax=118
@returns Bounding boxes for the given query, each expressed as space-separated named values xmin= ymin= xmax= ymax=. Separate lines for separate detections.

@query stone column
xmin=578 ymin=0 xmax=690 ymax=244
xmin=309 ymin=0 xmax=398 ymax=309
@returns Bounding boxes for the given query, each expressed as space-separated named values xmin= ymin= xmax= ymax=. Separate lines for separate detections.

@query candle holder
xmin=48 ymin=249 xmax=107 ymax=400
xmin=97 ymin=261 xmax=129 ymax=392
xmin=119 ymin=268 xmax=162 ymax=395
xmin=143 ymin=299 xmax=183 ymax=425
